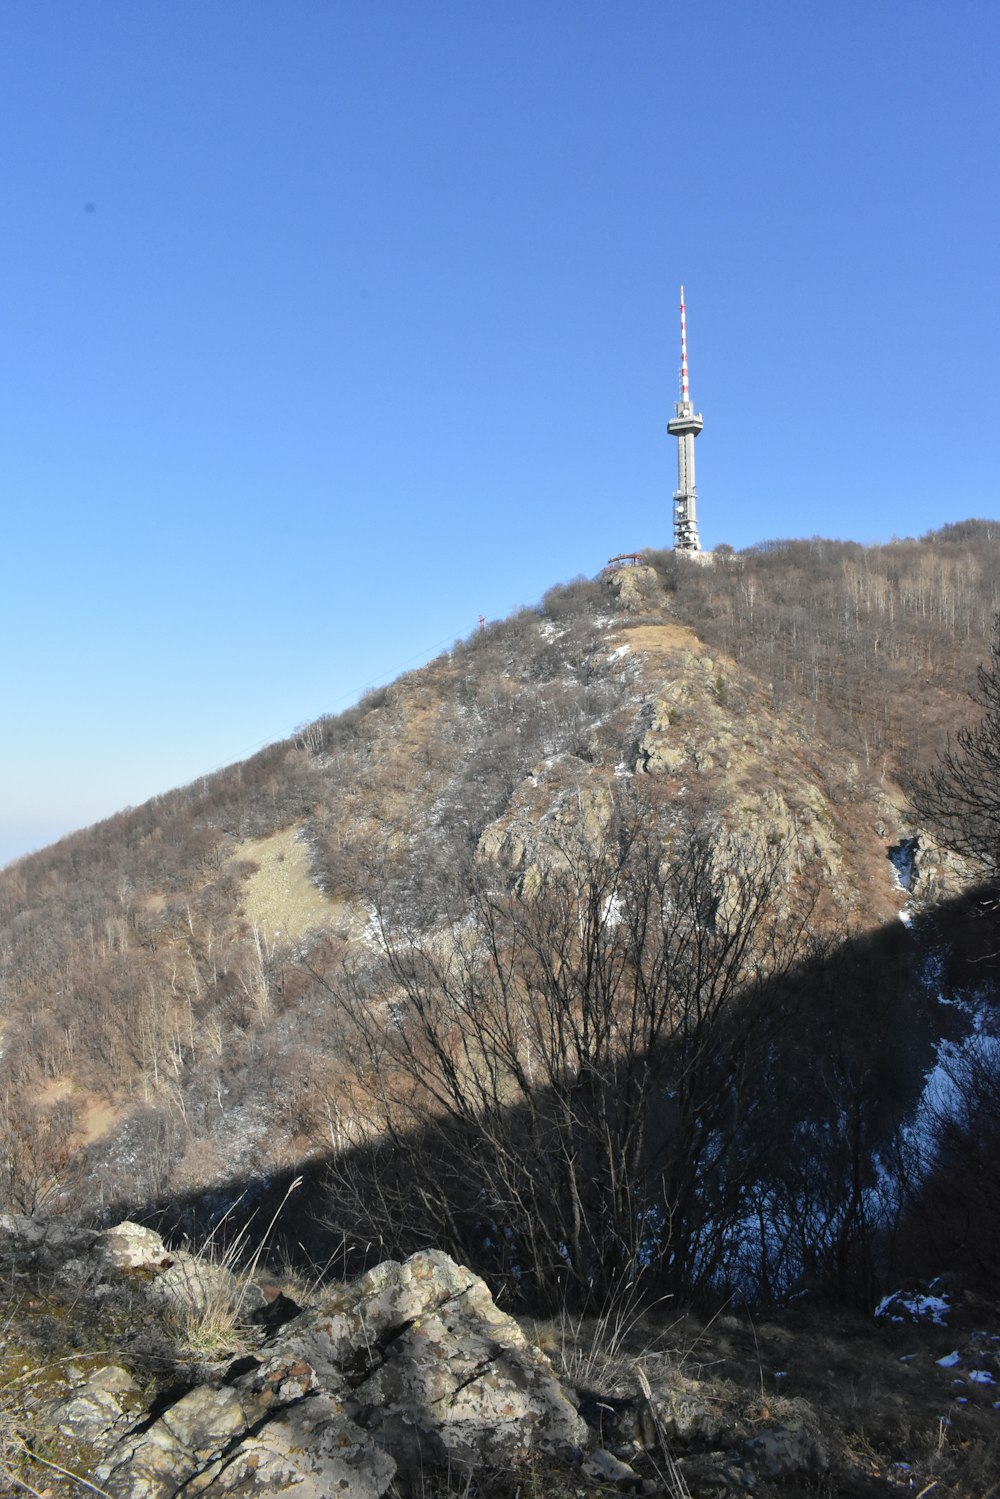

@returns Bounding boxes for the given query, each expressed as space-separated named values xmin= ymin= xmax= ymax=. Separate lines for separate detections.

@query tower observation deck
xmin=667 ymin=285 xmax=704 ymax=552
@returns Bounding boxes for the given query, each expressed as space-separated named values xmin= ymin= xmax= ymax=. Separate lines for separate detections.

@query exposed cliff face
xmin=462 ymin=597 xmax=922 ymax=930
xmin=620 ymin=615 xmax=900 ymax=914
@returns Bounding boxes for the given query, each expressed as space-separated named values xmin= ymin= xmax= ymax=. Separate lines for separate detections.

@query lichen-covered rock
xmin=97 ymin=1385 xmax=255 ymax=1498
xmin=0 ymin=1213 xmax=48 ymax=1253
xmin=93 ymin=1249 xmax=584 ymax=1496
xmin=581 ymin=1446 xmax=641 ymax=1486
xmin=196 ymin=1395 xmax=396 ymax=1498
xmin=99 ymin=1221 xmax=173 ymax=1273
xmin=98 ymin=1378 xmax=395 ymax=1499
xmin=265 ymin=1249 xmax=587 ymax=1477
xmin=606 ymin=564 xmax=659 ymax=613
xmin=47 ymin=1364 xmax=141 ymax=1447
xmin=0 ymin=1212 xmax=98 ymax=1272
xmin=649 ymin=1371 xmax=729 ymax=1446
xmin=742 ymin=1405 xmax=828 ymax=1477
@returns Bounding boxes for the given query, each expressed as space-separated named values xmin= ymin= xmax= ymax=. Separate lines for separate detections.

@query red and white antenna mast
xmin=666 ymin=284 xmax=704 ymax=552
xmin=679 ymin=284 xmax=690 ymax=402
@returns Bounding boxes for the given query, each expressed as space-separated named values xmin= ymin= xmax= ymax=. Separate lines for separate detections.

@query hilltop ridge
xmin=0 ymin=523 xmax=998 ymax=1308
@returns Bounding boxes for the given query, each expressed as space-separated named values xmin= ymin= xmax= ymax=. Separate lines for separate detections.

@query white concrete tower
xmin=667 ymin=285 xmax=704 ymax=551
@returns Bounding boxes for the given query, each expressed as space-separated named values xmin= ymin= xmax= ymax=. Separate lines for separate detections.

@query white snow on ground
xmin=360 ymin=905 xmax=383 ymax=948
xmin=888 ymin=841 xmax=916 ymax=923
xmin=601 ymin=893 xmax=624 ymax=929
xmin=876 ymin=1290 xmax=950 ymax=1325
xmin=969 ymin=1370 xmax=997 ymax=1385
xmin=889 ymin=838 xmax=919 ymax=891
xmin=890 ymin=891 xmax=1000 ymax=1196
xmin=912 ymin=1024 xmax=1000 ymax=1164
xmin=608 ymin=644 xmax=631 ymax=661
xmin=936 ymin=1351 xmax=962 ymax=1367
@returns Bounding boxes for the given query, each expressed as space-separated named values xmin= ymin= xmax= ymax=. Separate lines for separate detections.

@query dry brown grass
xmin=616 ymin=621 xmax=707 ymax=656
xmin=533 ymin=1294 xmax=1000 ymax=1499
xmin=233 ymin=824 xmax=333 ymax=944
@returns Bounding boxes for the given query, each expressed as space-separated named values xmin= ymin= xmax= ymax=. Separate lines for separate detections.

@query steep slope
xmin=0 ymin=524 xmax=998 ymax=1297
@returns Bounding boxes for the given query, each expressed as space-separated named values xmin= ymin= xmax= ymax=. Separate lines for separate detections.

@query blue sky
xmin=2 ymin=0 xmax=999 ymax=866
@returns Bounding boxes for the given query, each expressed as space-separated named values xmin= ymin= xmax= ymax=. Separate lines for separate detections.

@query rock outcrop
xmin=96 ymin=1247 xmax=587 ymax=1498
xmin=2 ymin=1214 xmax=922 ymax=1498
xmin=2 ymin=1217 xmax=595 ymax=1498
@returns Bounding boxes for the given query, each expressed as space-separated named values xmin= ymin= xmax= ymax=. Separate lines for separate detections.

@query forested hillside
xmin=2 ymin=521 xmax=999 ymax=1311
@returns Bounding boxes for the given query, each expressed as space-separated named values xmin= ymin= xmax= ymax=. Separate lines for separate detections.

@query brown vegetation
xmin=0 ymin=521 xmax=999 ymax=1316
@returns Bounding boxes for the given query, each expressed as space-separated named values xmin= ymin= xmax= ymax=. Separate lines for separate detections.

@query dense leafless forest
xmin=2 ymin=520 xmax=999 ymax=1311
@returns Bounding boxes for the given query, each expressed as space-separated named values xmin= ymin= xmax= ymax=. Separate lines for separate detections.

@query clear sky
xmin=2 ymin=0 xmax=999 ymax=866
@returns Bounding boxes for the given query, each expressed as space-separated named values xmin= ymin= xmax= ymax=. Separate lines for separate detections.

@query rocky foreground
xmin=0 ymin=1216 xmax=997 ymax=1498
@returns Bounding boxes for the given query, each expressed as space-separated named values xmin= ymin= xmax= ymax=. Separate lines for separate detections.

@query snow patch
xmin=876 ymin=1289 xmax=950 ymax=1325
xmin=889 ymin=837 xmax=919 ymax=892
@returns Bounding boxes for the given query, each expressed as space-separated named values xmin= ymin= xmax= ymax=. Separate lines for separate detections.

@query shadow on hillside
xmin=96 ymin=884 xmax=1000 ymax=1309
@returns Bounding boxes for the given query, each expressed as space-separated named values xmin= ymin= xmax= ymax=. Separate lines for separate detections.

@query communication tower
xmin=667 ymin=286 xmax=704 ymax=551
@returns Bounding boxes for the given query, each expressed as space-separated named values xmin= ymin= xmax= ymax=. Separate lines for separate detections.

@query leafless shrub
xmin=320 ymin=800 xmax=815 ymax=1310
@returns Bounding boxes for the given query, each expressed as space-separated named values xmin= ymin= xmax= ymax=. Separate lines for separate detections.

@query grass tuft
xmin=536 ymin=1274 xmax=676 ymax=1395
xmin=160 ymin=1175 xmax=303 ymax=1361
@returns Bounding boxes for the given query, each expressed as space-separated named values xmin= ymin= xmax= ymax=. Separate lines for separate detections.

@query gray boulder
xmin=47 ymin=1364 xmax=142 ymax=1448
xmin=97 ymin=1385 xmax=257 ymax=1499
xmin=248 ymin=1248 xmax=587 ymax=1477
xmin=0 ymin=1211 xmax=98 ymax=1271
xmin=98 ymin=1220 xmax=174 ymax=1273
xmin=742 ymin=1404 xmax=828 ymax=1477
xmin=95 ymin=1248 xmax=586 ymax=1497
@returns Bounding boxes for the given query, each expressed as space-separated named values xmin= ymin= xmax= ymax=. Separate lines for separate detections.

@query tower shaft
xmin=666 ymin=285 xmax=704 ymax=551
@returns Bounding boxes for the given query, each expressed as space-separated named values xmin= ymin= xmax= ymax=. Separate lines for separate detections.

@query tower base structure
xmin=667 ymin=405 xmax=703 ymax=552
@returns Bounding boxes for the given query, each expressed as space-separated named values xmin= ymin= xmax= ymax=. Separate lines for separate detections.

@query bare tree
xmin=902 ymin=1031 xmax=1000 ymax=1295
xmin=907 ymin=616 xmax=1000 ymax=879
xmin=0 ymin=1090 xmax=82 ymax=1215
xmin=320 ymin=808 xmax=814 ymax=1309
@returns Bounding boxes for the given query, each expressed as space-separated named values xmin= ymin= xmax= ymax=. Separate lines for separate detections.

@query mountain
xmin=1 ymin=522 xmax=999 ymax=1310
